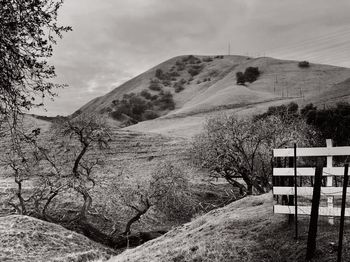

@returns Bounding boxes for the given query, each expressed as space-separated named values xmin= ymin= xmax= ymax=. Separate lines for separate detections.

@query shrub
xmin=155 ymin=69 xmax=164 ymax=79
xmin=236 ymin=67 xmax=260 ymax=84
xmin=148 ymin=79 xmax=162 ymax=91
xmin=155 ymin=91 xmax=175 ymax=110
xmin=112 ymin=93 xmax=150 ymax=122
xmin=170 ymin=71 xmax=180 ymax=77
xmin=236 ymin=72 xmax=245 ymax=85
xmin=298 ymin=61 xmax=310 ymax=68
xmin=175 ymin=61 xmax=186 ymax=71
xmin=202 ymin=57 xmax=213 ymax=62
xmin=188 ymin=65 xmax=203 ymax=77
xmin=140 ymin=89 xmax=152 ymax=100
xmin=162 ymin=79 xmax=171 ymax=87
xmin=175 ymin=85 xmax=184 ymax=93
xmin=244 ymin=67 xmax=260 ymax=83
xmin=302 ymin=102 xmax=350 ymax=146
xmin=142 ymin=110 xmax=159 ymax=120
xmin=150 ymin=95 xmax=158 ymax=101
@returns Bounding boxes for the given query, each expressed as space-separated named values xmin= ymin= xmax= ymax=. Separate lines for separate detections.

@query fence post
xmin=306 ymin=158 xmax=323 ymax=261
xmin=288 ymin=156 xmax=294 ymax=224
xmin=337 ymin=163 xmax=349 ymax=262
xmin=326 ymin=139 xmax=335 ymax=225
xmin=294 ymin=143 xmax=298 ymax=239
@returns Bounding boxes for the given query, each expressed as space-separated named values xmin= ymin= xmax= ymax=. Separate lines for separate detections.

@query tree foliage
xmin=0 ymin=0 xmax=71 ymax=116
xmin=236 ymin=67 xmax=260 ymax=85
xmin=302 ymin=102 xmax=350 ymax=146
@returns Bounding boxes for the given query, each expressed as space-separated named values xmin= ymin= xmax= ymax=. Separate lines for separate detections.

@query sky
xmin=34 ymin=0 xmax=350 ymax=116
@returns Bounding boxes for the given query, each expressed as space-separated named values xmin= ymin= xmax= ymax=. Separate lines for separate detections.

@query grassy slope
xmin=123 ymin=56 xmax=350 ymax=138
xmin=0 ymin=215 xmax=116 ymax=262
xmin=108 ymin=193 xmax=350 ymax=262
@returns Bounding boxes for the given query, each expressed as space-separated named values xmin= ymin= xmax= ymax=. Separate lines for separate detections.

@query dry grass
xmin=108 ymin=193 xmax=350 ymax=262
xmin=123 ymin=56 xmax=350 ymax=138
xmin=0 ymin=215 xmax=117 ymax=262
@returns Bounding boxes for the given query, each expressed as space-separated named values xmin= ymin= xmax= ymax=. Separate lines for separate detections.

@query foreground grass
xmin=108 ymin=193 xmax=350 ymax=262
xmin=0 ymin=215 xmax=117 ymax=262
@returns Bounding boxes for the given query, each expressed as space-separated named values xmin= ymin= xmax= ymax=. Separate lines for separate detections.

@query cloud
xmin=33 ymin=0 xmax=350 ymax=116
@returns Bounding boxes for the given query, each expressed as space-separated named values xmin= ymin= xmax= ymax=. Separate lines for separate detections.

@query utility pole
xmin=228 ymin=42 xmax=231 ymax=56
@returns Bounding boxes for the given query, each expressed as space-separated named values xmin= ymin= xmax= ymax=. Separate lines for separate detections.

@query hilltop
xmin=74 ymin=55 xmax=350 ymax=137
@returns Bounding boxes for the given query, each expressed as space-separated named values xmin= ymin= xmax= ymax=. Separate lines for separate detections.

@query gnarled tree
xmin=192 ymin=114 xmax=317 ymax=195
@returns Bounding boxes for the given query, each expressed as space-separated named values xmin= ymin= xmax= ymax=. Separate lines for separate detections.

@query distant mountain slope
xmin=75 ymin=55 xmax=350 ymax=136
xmin=0 ymin=215 xmax=115 ymax=262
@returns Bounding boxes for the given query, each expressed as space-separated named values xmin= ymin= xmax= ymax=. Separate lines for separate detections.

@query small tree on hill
xmin=236 ymin=72 xmax=245 ymax=85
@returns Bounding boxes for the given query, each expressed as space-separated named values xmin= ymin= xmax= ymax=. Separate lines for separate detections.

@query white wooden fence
xmin=273 ymin=139 xmax=350 ymax=223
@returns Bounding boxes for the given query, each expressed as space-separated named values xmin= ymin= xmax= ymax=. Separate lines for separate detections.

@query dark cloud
xmin=32 ymin=0 xmax=350 ymax=116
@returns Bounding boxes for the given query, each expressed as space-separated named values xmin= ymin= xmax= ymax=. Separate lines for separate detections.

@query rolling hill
xmin=107 ymin=193 xmax=350 ymax=262
xmin=74 ymin=55 xmax=350 ymax=138
xmin=0 ymin=215 xmax=116 ymax=262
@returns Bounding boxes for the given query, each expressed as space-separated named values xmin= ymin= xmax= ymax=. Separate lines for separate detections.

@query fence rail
xmin=274 ymin=205 xmax=350 ymax=217
xmin=273 ymin=139 xmax=350 ymax=222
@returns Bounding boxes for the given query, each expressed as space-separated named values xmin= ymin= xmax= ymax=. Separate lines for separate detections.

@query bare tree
xmin=3 ymin=114 xmax=111 ymax=222
xmin=192 ymin=114 xmax=317 ymax=195
xmin=105 ymin=160 xmax=197 ymax=247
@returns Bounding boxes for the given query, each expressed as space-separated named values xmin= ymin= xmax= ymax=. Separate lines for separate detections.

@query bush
xmin=142 ymin=110 xmax=159 ymax=120
xmin=182 ymin=55 xmax=201 ymax=64
xmin=155 ymin=91 xmax=175 ymax=110
xmin=148 ymin=79 xmax=162 ymax=91
xmin=140 ymin=89 xmax=152 ymax=100
xmin=155 ymin=69 xmax=164 ymax=79
xmin=175 ymin=61 xmax=186 ymax=71
xmin=170 ymin=71 xmax=180 ymax=77
xmin=188 ymin=65 xmax=203 ymax=77
xmin=175 ymin=85 xmax=184 ymax=93
xmin=244 ymin=67 xmax=260 ymax=83
xmin=162 ymin=79 xmax=171 ymax=86
xmin=302 ymin=102 xmax=350 ymax=146
xmin=202 ymin=57 xmax=213 ymax=62
xmin=112 ymin=93 xmax=150 ymax=122
xmin=298 ymin=61 xmax=310 ymax=68
xmin=236 ymin=67 xmax=260 ymax=84
xmin=236 ymin=72 xmax=245 ymax=85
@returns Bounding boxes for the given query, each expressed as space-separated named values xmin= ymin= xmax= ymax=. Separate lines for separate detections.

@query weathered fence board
xmin=273 ymin=167 xmax=345 ymax=177
xmin=274 ymin=146 xmax=350 ymax=157
xmin=274 ymin=205 xmax=350 ymax=217
xmin=273 ymin=186 xmax=348 ymax=196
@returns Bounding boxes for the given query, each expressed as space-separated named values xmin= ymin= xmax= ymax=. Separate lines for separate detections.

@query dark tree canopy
xmin=0 ymin=0 xmax=71 ymax=116
xmin=302 ymin=102 xmax=350 ymax=146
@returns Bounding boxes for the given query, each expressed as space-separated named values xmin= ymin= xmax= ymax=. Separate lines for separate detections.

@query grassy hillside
xmin=108 ymin=193 xmax=350 ymax=262
xmin=0 ymin=215 xmax=116 ymax=262
xmin=74 ymin=55 xmax=350 ymax=137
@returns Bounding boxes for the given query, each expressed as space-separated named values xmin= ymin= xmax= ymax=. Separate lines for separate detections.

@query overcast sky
xmin=34 ymin=0 xmax=350 ymax=116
